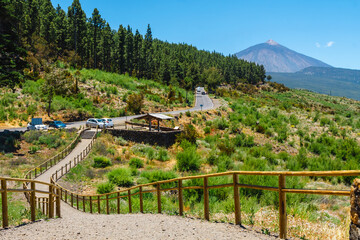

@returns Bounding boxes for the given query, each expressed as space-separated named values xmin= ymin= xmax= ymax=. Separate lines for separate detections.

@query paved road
xmin=0 ymin=87 xmax=213 ymax=132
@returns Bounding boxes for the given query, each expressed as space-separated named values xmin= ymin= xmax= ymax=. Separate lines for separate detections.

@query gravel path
xmin=0 ymin=203 xmax=276 ymax=240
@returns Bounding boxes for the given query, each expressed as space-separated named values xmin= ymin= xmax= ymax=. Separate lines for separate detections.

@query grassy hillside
xmin=270 ymin=66 xmax=360 ymax=100
xmin=59 ymin=84 xmax=360 ymax=239
xmin=0 ymin=67 xmax=194 ymax=128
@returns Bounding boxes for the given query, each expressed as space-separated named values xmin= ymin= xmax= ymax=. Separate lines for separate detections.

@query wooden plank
xmin=83 ymin=196 xmax=86 ymax=212
xmin=71 ymin=193 xmax=73 ymax=207
xmin=56 ymin=188 xmax=61 ymax=218
xmin=117 ymin=192 xmax=120 ymax=214
xmin=282 ymin=188 xmax=350 ymax=196
xmin=90 ymin=196 xmax=93 ymax=213
xmin=157 ymin=184 xmax=161 ymax=214
xmin=1 ymin=179 xmax=8 ymax=228
xmin=30 ymin=182 xmax=36 ymax=222
xmin=98 ymin=196 xmax=100 ymax=214
xmin=204 ymin=177 xmax=209 ymax=221
xmin=279 ymin=175 xmax=287 ymax=239
xmin=233 ymin=173 xmax=241 ymax=225
xmin=128 ymin=190 xmax=132 ymax=213
xmin=139 ymin=186 xmax=143 ymax=213
xmin=106 ymin=195 xmax=109 ymax=214
xmin=49 ymin=185 xmax=54 ymax=218
xmin=76 ymin=194 xmax=79 ymax=210
xmin=178 ymin=179 xmax=183 ymax=216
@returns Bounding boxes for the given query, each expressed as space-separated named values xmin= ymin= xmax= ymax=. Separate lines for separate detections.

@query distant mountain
xmin=235 ymin=40 xmax=332 ymax=72
xmin=270 ymin=66 xmax=360 ymax=100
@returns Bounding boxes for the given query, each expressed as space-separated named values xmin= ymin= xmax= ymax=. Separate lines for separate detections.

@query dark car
xmin=49 ymin=121 xmax=66 ymax=129
xmin=201 ymin=91 xmax=206 ymax=95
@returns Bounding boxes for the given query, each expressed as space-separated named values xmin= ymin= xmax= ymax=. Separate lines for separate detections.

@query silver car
xmin=86 ymin=118 xmax=105 ymax=128
xmin=102 ymin=118 xmax=114 ymax=128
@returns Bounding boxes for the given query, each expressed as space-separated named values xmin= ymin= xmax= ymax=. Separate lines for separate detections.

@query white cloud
xmin=315 ymin=42 xmax=321 ymax=48
xmin=326 ymin=41 xmax=335 ymax=47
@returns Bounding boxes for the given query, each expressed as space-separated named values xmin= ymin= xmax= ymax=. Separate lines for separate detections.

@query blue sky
xmin=51 ymin=0 xmax=360 ymax=69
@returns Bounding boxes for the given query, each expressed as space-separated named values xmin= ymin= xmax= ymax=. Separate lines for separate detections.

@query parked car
xmin=102 ymin=118 xmax=114 ymax=128
xmin=49 ymin=121 xmax=66 ymax=129
xmin=86 ymin=118 xmax=105 ymax=128
xmin=27 ymin=118 xmax=48 ymax=131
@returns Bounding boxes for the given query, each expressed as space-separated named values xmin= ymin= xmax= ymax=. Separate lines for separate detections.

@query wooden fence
xmin=51 ymin=168 xmax=360 ymax=239
xmin=0 ymin=177 xmax=61 ymax=228
xmin=0 ymin=127 xmax=89 ymax=229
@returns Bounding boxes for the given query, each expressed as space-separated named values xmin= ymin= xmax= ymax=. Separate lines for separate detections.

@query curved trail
xmin=0 ymin=94 xmax=275 ymax=239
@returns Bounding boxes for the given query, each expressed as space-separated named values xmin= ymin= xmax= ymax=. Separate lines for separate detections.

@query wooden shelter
xmin=130 ymin=113 xmax=173 ymax=131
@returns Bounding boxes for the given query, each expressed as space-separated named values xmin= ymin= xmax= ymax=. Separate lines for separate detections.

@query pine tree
xmin=99 ymin=22 xmax=113 ymax=71
xmin=0 ymin=0 xmax=27 ymax=89
xmin=90 ymin=8 xmax=104 ymax=69
xmin=39 ymin=0 xmax=55 ymax=43
xmin=133 ymin=29 xmax=143 ymax=76
xmin=144 ymin=24 xmax=153 ymax=79
xmin=53 ymin=4 xmax=67 ymax=55
xmin=125 ymin=25 xmax=134 ymax=74
xmin=115 ymin=25 xmax=126 ymax=73
xmin=67 ymin=0 xmax=87 ymax=63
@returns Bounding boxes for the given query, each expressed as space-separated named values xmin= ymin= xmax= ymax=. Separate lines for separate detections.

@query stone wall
xmin=105 ymin=129 xmax=183 ymax=147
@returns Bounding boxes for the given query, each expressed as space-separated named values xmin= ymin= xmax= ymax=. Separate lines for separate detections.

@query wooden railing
xmin=1 ymin=177 xmax=61 ymax=228
xmin=51 ymin=169 xmax=360 ymax=239
xmin=24 ymin=126 xmax=87 ymax=180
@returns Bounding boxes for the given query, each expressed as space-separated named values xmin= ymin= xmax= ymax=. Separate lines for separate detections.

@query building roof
xmin=133 ymin=113 xmax=173 ymax=121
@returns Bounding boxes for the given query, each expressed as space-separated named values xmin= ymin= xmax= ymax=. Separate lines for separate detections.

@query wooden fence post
xmin=49 ymin=185 xmax=54 ymax=218
xmin=1 ymin=179 xmax=8 ymax=228
xmin=76 ymin=194 xmax=79 ymax=210
xmin=117 ymin=192 xmax=120 ymax=214
xmin=204 ymin=177 xmax=209 ymax=221
xmin=71 ymin=193 xmax=73 ymax=207
xmin=178 ymin=179 xmax=183 ymax=216
xmin=30 ymin=182 xmax=36 ymax=222
xmin=233 ymin=173 xmax=241 ymax=225
xmin=65 ymin=190 xmax=68 ymax=203
xmin=157 ymin=183 xmax=161 ymax=214
xmin=128 ymin=190 xmax=132 ymax=213
xmin=106 ymin=194 xmax=109 ymax=214
xmin=89 ymin=196 xmax=93 ymax=213
xmin=139 ymin=186 xmax=143 ymax=213
xmin=98 ymin=196 xmax=101 ymax=214
xmin=56 ymin=188 xmax=61 ymax=218
xmin=83 ymin=196 xmax=86 ymax=212
xmin=279 ymin=174 xmax=287 ymax=239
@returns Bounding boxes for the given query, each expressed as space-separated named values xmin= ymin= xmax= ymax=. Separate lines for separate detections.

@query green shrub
xmin=108 ymin=168 xmax=134 ymax=187
xmin=320 ymin=117 xmax=332 ymax=126
xmin=185 ymin=111 xmax=191 ymax=117
xmin=156 ymin=148 xmax=169 ymax=161
xmin=97 ymin=182 xmax=114 ymax=194
xmin=93 ymin=156 xmax=112 ymax=168
xmin=176 ymin=124 xmax=198 ymax=145
xmin=176 ymin=144 xmax=201 ymax=172
xmin=204 ymin=126 xmax=211 ymax=134
xmin=126 ymin=93 xmax=144 ymax=114
xmin=23 ymin=130 xmax=42 ymax=143
xmin=139 ymin=170 xmax=177 ymax=186
xmin=29 ymin=146 xmax=39 ymax=154
xmin=129 ymin=157 xmax=144 ymax=168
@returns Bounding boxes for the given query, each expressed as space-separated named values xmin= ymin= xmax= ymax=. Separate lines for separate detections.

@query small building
xmin=126 ymin=113 xmax=174 ymax=132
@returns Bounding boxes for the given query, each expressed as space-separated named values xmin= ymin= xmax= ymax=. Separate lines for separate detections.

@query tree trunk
xmin=47 ymin=97 xmax=52 ymax=117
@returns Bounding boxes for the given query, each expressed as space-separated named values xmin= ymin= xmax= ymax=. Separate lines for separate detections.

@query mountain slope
xmin=235 ymin=40 xmax=332 ymax=72
xmin=269 ymin=66 xmax=360 ymax=100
